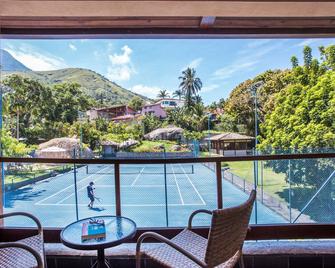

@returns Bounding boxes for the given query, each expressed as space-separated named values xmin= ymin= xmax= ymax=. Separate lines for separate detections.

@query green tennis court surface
xmin=3 ymin=163 xmax=286 ymax=227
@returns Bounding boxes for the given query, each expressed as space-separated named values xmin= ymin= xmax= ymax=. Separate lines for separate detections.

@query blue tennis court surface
xmin=3 ymin=163 xmax=286 ymax=227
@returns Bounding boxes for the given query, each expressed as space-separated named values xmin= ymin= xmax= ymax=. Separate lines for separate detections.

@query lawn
xmin=223 ymin=161 xmax=288 ymax=202
xmin=5 ymin=164 xmax=72 ymax=185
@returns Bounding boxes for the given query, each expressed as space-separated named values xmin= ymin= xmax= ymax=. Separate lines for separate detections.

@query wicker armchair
xmin=136 ymin=190 xmax=256 ymax=268
xmin=0 ymin=212 xmax=46 ymax=268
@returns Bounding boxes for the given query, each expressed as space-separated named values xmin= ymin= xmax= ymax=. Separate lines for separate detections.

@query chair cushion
xmin=144 ymin=229 xmax=207 ymax=268
xmin=143 ymin=229 xmax=241 ymax=268
xmin=0 ymin=234 xmax=44 ymax=268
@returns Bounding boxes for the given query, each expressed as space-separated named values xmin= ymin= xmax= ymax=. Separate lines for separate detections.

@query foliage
xmin=173 ymin=89 xmax=183 ymax=100
xmin=0 ymin=130 xmax=31 ymax=156
xmin=101 ymin=121 xmax=142 ymax=143
xmin=128 ymin=96 xmax=144 ymax=111
xmin=142 ymin=114 xmax=162 ymax=134
xmin=3 ymin=75 xmax=93 ymax=143
xmin=178 ymin=68 xmax=202 ymax=108
xmin=217 ymin=113 xmax=239 ymax=132
xmin=259 ymin=45 xmax=335 ymax=193
xmin=157 ymin=89 xmax=170 ymax=99
xmin=183 ymin=130 xmax=205 ymax=141
xmin=166 ymin=104 xmax=209 ymax=132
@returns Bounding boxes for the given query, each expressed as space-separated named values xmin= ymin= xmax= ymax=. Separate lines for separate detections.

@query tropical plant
xmin=157 ymin=89 xmax=170 ymax=99
xmin=173 ymin=89 xmax=183 ymax=100
xmin=129 ymin=96 xmax=144 ymax=111
xmin=178 ymin=67 xmax=202 ymax=108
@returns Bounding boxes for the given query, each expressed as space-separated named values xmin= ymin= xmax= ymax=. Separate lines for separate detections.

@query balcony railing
xmin=1 ymin=152 xmax=335 ymax=242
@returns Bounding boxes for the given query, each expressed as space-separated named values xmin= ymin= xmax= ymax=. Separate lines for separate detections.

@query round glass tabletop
xmin=60 ymin=215 xmax=137 ymax=250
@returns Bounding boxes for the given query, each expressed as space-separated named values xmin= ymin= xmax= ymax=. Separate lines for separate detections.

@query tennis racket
xmin=95 ymin=196 xmax=103 ymax=203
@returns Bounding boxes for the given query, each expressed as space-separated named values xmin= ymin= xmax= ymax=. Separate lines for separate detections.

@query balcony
xmin=1 ymin=152 xmax=335 ymax=267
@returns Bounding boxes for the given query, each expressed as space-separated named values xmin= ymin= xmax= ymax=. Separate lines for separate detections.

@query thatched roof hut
xmin=36 ymin=137 xmax=93 ymax=158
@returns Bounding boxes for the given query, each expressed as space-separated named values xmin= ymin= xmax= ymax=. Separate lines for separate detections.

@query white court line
xmin=171 ymin=165 xmax=185 ymax=205
xmin=35 ymin=203 xmax=205 ymax=207
xmin=180 ymin=164 xmax=206 ymax=205
xmin=35 ymin=165 xmax=112 ymax=205
xmin=55 ymin=171 xmax=108 ymax=204
xmin=131 ymin=167 xmax=145 ymax=186
xmin=96 ymin=184 xmax=176 ymax=187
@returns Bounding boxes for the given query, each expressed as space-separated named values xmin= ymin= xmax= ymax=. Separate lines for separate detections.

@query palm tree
xmin=173 ymin=89 xmax=183 ymax=100
xmin=179 ymin=67 xmax=202 ymax=108
xmin=157 ymin=89 xmax=170 ymax=99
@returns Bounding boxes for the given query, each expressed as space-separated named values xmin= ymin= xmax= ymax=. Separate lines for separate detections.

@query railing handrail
xmin=1 ymin=152 xmax=335 ymax=164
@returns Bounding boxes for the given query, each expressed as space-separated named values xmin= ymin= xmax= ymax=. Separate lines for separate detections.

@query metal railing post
xmin=253 ymin=159 xmax=258 ymax=224
xmin=115 ymin=163 xmax=121 ymax=216
xmin=289 ymin=160 xmax=292 ymax=223
xmin=73 ymin=163 xmax=79 ymax=221
xmin=163 ymin=147 xmax=169 ymax=226
xmin=216 ymin=161 xmax=223 ymax=209
xmin=261 ymin=161 xmax=264 ymax=204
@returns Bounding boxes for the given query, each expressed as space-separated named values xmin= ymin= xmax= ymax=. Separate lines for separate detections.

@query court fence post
xmin=115 ymin=163 xmax=121 ymax=216
xmin=216 ymin=161 xmax=223 ymax=209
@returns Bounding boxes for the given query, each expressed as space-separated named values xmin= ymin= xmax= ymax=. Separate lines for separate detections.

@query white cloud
xmin=69 ymin=43 xmax=77 ymax=51
xmin=106 ymin=45 xmax=135 ymax=82
xmin=109 ymin=45 xmax=132 ymax=65
xmin=212 ymin=41 xmax=285 ymax=80
xmin=212 ymin=60 xmax=259 ymax=80
xmin=4 ymin=45 xmax=67 ymax=71
xmin=129 ymin=84 xmax=169 ymax=99
xmin=246 ymin=39 xmax=272 ymax=49
xmin=202 ymin=84 xmax=220 ymax=93
xmin=107 ymin=65 xmax=133 ymax=82
xmin=295 ymin=39 xmax=321 ymax=47
xmin=181 ymin=57 xmax=203 ymax=71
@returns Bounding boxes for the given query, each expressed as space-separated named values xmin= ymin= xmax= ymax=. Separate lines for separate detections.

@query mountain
xmin=0 ymin=49 xmax=149 ymax=105
xmin=0 ymin=49 xmax=31 ymax=72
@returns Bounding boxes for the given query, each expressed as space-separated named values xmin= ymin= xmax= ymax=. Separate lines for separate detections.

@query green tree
xmin=179 ymin=68 xmax=202 ymax=108
xmin=142 ymin=114 xmax=162 ymax=134
xmin=291 ymin=56 xmax=299 ymax=68
xmin=129 ymin=96 xmax=144 ymax=111
xmin=173 ymin=89 xmax=183 ymax=100
xmin=303 ymin=46 xmax=313 ymax=69
xmin=157 ymin=89 xmax=170 ymax=99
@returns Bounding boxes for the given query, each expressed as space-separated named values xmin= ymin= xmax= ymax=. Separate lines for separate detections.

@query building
xmin=111 ymin=114 xmax=141 ymax=123
xmin=141 ymin=98 xmax=183 ymax=118
xmin=86 ymin=105 xmax=135 ymax=121
xmin=141 ymin=103 xmax=167 ymax=118
xmin=205 ymin=132 xmax=254 ymax=156
xmin=156 ymin=98 xmax=184 ymax=108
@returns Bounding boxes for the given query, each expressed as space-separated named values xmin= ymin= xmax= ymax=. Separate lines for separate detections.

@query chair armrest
xmin=136 ymin=232 xmax=207 ymax=268
xmin=0 ymin=212 xmax=42 ymax=234
xmin=188 ymin=209 xmax=213 ymax=229
xmin=0 ymin=242 xmax=43 ymax=268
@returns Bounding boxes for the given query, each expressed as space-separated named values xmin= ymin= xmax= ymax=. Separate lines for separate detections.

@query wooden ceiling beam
xmin=2 ymin=1 xmax=335 ymax=18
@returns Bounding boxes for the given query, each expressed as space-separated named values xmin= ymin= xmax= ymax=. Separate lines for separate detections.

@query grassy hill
xmin=1 ymin=68 xmax=149 ymax=105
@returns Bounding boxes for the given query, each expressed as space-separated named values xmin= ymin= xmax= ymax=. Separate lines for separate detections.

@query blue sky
xmin=1 ymin=38 xmax=334 ymax=104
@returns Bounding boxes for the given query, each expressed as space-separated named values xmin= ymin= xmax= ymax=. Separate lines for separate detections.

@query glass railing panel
xmin=120 ymin=163 xmax=167 ymax=227
xmin=74 ymin=164 xmax=115 ymax=220
xmin=222 ymin=160 xmax=289 ymax=224
xmin=2 ymin=162 xmax=77 ymax=227
xmin=167 ymin=162 xmax=217 ymax=227
xmin=288 ymin=158 xmax=335 ymax=223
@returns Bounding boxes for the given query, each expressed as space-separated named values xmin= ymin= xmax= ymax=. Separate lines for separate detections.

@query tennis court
xmin=3 ymin=163 xmax=286 ymax=227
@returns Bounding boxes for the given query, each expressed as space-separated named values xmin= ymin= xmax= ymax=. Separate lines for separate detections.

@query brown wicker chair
xmin=136 ymin=190 xmax=256 ymax=268
xmin=0 ymin=212 xmax=46 ymax=268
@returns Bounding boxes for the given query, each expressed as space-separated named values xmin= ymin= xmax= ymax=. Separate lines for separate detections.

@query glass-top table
xmin=60 ymin=215 xmax=137 ymax=268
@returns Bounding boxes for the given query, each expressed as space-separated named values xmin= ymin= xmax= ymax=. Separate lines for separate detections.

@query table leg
xmin=91 ymin=249 xmax=111 ymax=268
